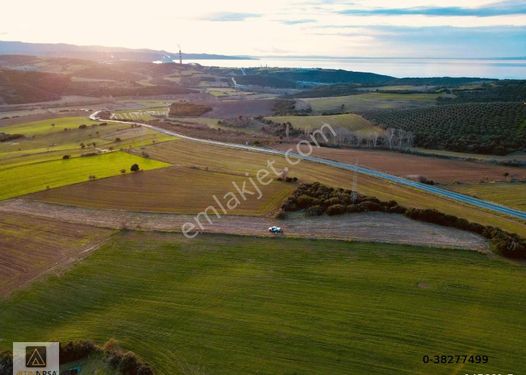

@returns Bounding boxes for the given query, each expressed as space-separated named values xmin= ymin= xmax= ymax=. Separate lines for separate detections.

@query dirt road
xmin=0 ymin=199 xmax=488 ymax=251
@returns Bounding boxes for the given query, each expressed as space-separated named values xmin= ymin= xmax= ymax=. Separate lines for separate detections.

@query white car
xmin=268 ymin=226 xmax=283 ymax=234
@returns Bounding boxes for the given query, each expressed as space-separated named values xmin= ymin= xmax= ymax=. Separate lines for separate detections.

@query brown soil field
xmin=28 ymin=166 xmax=295 ymax=215
xmin=0 ymin=199 xmax=488 ymax=251
xmin=203 ymin=98 xmax=276 ymax=118
xmin=274 ymin=144 xmax=526 ymax=184
xmin=22 ymin=138 xmax=526 ymax=236
xmin=0 ymin=212 xmax=113 ymax=296
xmin=150 ymin=119 xmax=278 ymax=144
xmin=138 ymin=140 xmax=526 ymax=237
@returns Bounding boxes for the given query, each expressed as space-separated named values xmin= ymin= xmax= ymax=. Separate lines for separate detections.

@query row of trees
xmin=310 ymin=126 xmax=415 ymax=150
xmin=279 ymin=182 xmax=526 ymax=259
xmin=362 ymin=102 xmax=526 ymax=155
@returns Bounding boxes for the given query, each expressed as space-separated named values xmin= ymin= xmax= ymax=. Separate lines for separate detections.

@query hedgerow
xmin=280 ymin=182 xmax=526 ymax=258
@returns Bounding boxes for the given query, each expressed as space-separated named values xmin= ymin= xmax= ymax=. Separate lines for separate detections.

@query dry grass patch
xmin=0 ymin=213 xmax=113 ymax=296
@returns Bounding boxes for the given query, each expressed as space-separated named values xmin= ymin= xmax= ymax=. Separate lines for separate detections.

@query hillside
xmin=0 ymin=68 xmax=70 ymax=104
xmin=0 ymin=40 xmax=251 ymax=62
xmin=233 ymin=68 xmax=394 ymax=88
xmin=362 ymin=102 xmax=526 ymax=155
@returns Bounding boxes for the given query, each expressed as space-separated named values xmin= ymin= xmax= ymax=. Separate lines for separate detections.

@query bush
xmin=0 ymin=133 xmax=24 ymax=142
xmin=130 ymin=163 xmax=140 ymax=172
xmin=60 ymin=341 xmax=100 ymax=364
xmin=296 ymin=194 xmax=320 ymax=209
xmin=275 ymin=209 xmax=287 ymax=219
xmin=326 ymin=204 xmax=346 ymax=216
xmin=78 ymin=124 xmax=88 ymax=129
xmin=119 ymin=351 xmax=139 ymax=374
xmin=358 ymin=201 xmax=384 ymax=212
xmin=62 ymin=154 xmax=71 ymax=160
xmin=0 ymin=351 xmax=13 ymax=375
xmin=305 ymin=205 xmax=324 ymax=216
xmin=283 ymin=182 xmax=526 ymax=259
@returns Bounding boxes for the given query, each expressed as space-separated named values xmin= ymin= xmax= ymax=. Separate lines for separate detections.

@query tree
xmin=130 ymin=163 xmax=140 ymax=172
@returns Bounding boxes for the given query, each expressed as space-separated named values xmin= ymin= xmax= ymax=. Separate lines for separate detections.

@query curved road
xmin=91 ymin=112 xmax=526 ymax=221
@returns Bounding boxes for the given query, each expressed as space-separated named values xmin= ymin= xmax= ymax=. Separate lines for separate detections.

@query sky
xmin=1 ymin=0 xmax=526 ymax=58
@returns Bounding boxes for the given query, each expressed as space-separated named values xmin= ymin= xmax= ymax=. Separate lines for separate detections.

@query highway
xmin=91 ymin=111 xmax=526 ymax=221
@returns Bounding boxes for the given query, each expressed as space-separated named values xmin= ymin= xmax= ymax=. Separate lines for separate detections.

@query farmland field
xmin=136 ymin=139 xmax=526 ymax=236
xmin=30 ymin=166 xmax=295 ymax=215
xmin=0 ymin=232 xmax=524 ymax=375
xmin=302 ymin=92 xmax=439 ymax=113
xmin=0 ymin=151 xmax=169 ymax=200
xmin=0 ymin=212 xmax=113 ymax=296
xmin=450 ymin=182 xmax=526 ymax=211
xmin=0 ymin=116 xmax=101 ymax=135
xmin=266 ymin=113 xmax=382 ymax=136
xmin=273 ymin=144 xmax=526 ymax=184
xmin=361 ymin=102 xmax=526 ymax=154
xmin=0 ymin=116 xmax=175 ymax=169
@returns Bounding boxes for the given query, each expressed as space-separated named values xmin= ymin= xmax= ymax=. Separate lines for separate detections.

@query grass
xmin=112 ymin=108 xmax=168 ymax=121
xmin=450 ymin=182 xmax=526 ymax=211
xmin=0 ymin=151 xmax=170 ymax=201
xmin=302 ymin=92 xmax=439 ymax=113
xmin=141 ymin=139 xmax=526 ymax=237
xmin=0 ymin=116 xmax=101 ymax=136
xmin=265 ymin=113 xmax=382 ymax=136
xmin=0 ymin=116 xmax=175 ymax=169
xmin=0 ymin=232 xmax=524 ymax=375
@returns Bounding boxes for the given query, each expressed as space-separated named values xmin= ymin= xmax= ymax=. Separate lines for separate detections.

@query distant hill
xmin=232 ymin=68 xmax=394 ymax=89
xmin=0 ymin=40 xmax=252 ymax=62
xmin=0 ymin=69 xmax=70 ymax=104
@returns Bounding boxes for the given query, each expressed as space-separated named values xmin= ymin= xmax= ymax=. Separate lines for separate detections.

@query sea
xmin=183 ymin=57 xmax=526 ymax=80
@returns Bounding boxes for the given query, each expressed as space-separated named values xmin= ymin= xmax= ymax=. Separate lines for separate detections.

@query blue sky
xmin=2 ymin=0 xmax=525 ymax=57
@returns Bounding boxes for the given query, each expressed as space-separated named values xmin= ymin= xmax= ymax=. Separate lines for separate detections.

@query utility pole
xmin=178 ymin=44 xmax=182 ymax=64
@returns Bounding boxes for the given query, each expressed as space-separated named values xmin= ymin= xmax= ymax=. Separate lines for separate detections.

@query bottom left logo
xmin=13 ymin=342 xmax=59 ymax=375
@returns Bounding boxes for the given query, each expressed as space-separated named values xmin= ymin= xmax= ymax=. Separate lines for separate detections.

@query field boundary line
xmin=90 ymin=112 xmax=526 ymax=222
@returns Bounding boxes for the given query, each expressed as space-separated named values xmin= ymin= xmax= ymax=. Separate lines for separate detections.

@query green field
xmin=1 ymin=116 xmax=101 ymax=135
xmin=0 ymin=116 xmax=175 ymax=169
xmin=0 ymin=151 xmax=169 ymax=200
xmin=450 ymin=182 xmax=526 ymax=211
xmin=1 ymin=232 xmax=524 ymax=375
xmin=302 ymin=92 xmax=439 ymax=113
xmin=266 ymin=113 xmax=382 ymax=136
xmin=112 ymin=108 xmax=168 ymax=121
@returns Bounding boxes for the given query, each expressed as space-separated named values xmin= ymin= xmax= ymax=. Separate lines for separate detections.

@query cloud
xmin=339 ymin=1 xmax=526 ymax=17
xmin=281 ymin=18 xmax=316 ymax=25
xmin=206 ymin=12 xmax=261 ymax=22
xmin=375 ymin=25 xmax=526 ymax=57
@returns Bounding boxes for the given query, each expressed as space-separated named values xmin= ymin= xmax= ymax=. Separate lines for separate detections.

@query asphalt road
xmin=92 ymin=112 xmax=526 ymax=221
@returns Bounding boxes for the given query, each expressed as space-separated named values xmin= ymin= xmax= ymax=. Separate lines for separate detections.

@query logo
xmin=13 ymin=342 xmax=59 ymax=375
xmin=25 ymin=346 xmax=47 ymax=368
